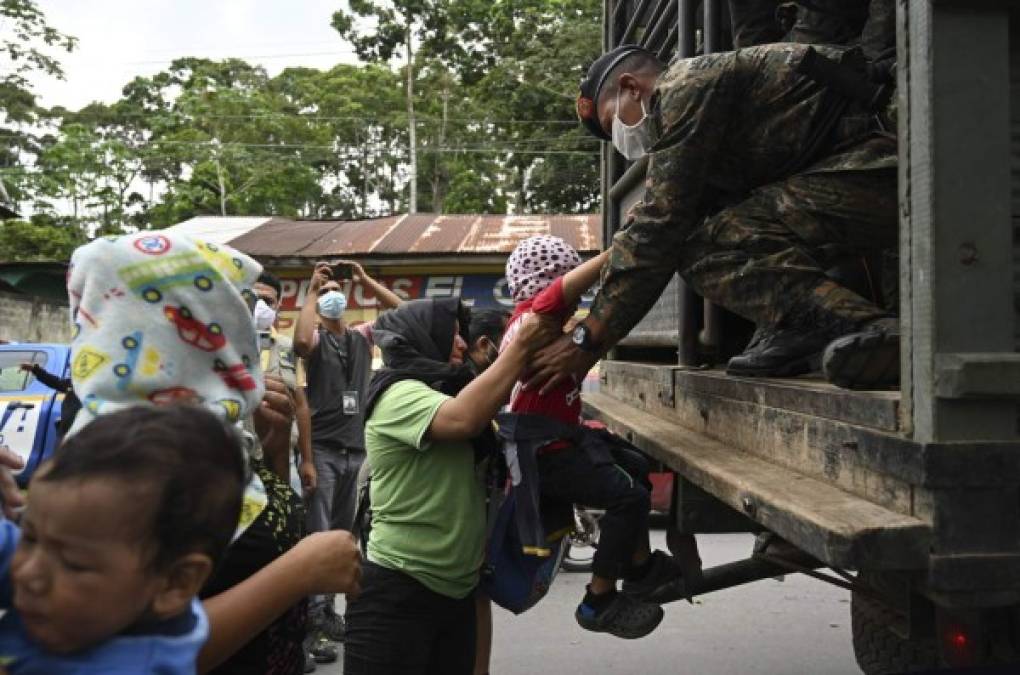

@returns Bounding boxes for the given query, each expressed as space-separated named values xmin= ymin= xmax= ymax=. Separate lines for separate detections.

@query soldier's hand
xmin=19 ymin=362 xmax=34 ymax=373
xmin=295 ymin=530 xmax=363 ymax=599
xmin=0 ymin=445 xmax=25 ymax=521
xmin=513 ymin=313 xmax=561 ymax=355
xmin=309 ymin=263 xmax=332 ymax=295
xmin=525 ymin=333 xmax=599 ymax=396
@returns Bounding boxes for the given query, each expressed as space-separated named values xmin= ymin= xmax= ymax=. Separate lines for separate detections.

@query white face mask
xmin=611 ymin=88 xmax=651 ymax=161
xmin=253 ymin=299 xmax=277 ymax=331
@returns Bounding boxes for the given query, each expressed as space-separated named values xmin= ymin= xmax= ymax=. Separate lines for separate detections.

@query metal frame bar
xmin=678 ymin=0 xmax=697 ymax=58
xmin=703 ymin=0 xmax=723 ymax=53
xmin=899 ymin=1 xmax=1015 ymax=442
xmin=603 ymin=1 xmax=728 ymax=362
xmin=656 ymin=24 xmax=680 ymax=61
xmin=641 ymin=0 xmax=680 ymax=51
xmin=675 ymin=0 xmax=700 ymax=364
xmin=621 ymin=0 xmax=654 ymax=45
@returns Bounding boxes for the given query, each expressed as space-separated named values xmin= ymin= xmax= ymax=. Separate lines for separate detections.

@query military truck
xmin=588 ymin=2 xmax=1020 ymax=672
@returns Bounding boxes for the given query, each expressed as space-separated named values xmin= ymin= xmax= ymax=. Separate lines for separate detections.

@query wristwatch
xmin=571 ymin=321 xmax=599 ymax=353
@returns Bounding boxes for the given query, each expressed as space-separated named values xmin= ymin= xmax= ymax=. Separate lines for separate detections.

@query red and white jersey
xmin=501 ymin=277 xmax=582 ymax=427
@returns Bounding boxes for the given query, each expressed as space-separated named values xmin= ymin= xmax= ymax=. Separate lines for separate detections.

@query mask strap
xmin=615 ymin=86 xmax=647 ymax=129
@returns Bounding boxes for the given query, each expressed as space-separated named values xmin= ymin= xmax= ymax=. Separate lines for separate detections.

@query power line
xmin=51 ymin=110 xmax=583 ymax=126
xmin=112 ymin=39 xmax=352 ymax=56
xmin=0 ymin=143 xmax=598 ymax=165
xmin=0 ymin=132 xmax=598 ymax=152
xmin=119 ymin=50 xmax=361 ymax=66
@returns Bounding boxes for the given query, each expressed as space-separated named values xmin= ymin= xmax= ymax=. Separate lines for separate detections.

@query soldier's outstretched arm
xmin=590 ymin=60 xmax=736 ymax=349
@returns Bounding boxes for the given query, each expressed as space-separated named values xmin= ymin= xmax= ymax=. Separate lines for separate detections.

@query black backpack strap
xmin=494 ymin=412 xmax=583 ymax=444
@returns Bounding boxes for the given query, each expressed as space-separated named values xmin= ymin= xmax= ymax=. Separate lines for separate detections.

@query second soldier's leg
xmin=783 ymin=0 xmax=870 ymax=46
xmin=728 ymin=0 xmax=784 ymax=48
xmin=682 ymin=157 xmax=897 ymax=329
xmin=680 ymin=153 xmax=897 ymax=380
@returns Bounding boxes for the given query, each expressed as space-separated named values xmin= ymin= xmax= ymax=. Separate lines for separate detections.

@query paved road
xmin=326 ymin=532 xmax=862 ymax=675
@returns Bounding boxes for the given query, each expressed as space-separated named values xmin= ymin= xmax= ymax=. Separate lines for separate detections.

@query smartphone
xmin=331 ymin=262 xmax=353 ymax=280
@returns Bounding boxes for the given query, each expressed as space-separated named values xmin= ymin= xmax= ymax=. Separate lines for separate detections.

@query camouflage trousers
xmin=730 ymin=0 xmax=894 ymax=60
xmin=678 ymin=138 xmax=897 ymax=335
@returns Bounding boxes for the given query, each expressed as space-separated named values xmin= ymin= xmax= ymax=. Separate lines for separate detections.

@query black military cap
xmin=577 ymin=44 xmax=656 ymax=141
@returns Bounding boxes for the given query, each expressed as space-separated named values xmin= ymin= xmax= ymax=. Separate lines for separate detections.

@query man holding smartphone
xmin=293 ymin=260 xmax=403 ymax=663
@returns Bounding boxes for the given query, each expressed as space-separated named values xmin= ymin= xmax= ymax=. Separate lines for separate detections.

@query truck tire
xmin=852 ymin=586 xmax=939 ymax=675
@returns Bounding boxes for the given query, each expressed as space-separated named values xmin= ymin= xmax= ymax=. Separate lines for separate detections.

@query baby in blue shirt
xmin=0 ymin=404 xmax=247 ymax=674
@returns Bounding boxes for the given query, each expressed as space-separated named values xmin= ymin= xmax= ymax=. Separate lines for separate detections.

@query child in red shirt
xmin=501 ymin=235 xmax=684 ymax=639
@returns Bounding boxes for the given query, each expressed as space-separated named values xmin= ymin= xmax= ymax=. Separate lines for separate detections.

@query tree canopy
xmin=0 ymin=0 xmax=602 ymax=262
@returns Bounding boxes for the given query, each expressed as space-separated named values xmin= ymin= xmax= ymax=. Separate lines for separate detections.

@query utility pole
xmin=361 ymin=129 xmax=369 ymax=218
xmin=405 ymin=21 xmax=417 ymax=213
xmin=433 ymin=80 xmax=449 ymax=213
xmin=212 ymin=140 xmax=227 ymax=217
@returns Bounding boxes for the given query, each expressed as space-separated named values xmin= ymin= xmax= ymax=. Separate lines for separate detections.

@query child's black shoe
xmin=575 ymin=588 xmax=664 ymax=639
xmin=621 ymin=550 xmax=686 ymax=603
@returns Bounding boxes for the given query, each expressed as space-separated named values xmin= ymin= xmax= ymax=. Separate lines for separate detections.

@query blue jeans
xmin=306 ymin=446 xmax=364 ymax=615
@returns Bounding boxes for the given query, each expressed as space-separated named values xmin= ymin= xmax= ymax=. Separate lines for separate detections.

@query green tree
xmin=99 ymin=58 xmax=327 ymax=227
xmin=0 ymin=0 xmax=76 ymax=209
xmin=334 ymin=0 xmax=602 ymax=215
xmin=27 ymin=122 xmax=141 ymax=235
xmin=268 ymin=63 xmax=407 ymax=217
xmin=0 ymin=217 xmax=84 ymax=262
xmin=456 ymin=0 xmax=601 ymax=213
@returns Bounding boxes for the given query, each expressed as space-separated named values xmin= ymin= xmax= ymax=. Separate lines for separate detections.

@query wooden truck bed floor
xmin=583 ymin=389 xmax=931 ymax=570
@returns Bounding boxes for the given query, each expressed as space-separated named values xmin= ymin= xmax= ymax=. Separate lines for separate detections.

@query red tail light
xmin=942 ymin=623 xmax=977 ymax=668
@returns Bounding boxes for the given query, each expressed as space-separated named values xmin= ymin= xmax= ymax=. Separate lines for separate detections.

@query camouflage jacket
xmin=590 ymin=43 xmax=895 ymax=348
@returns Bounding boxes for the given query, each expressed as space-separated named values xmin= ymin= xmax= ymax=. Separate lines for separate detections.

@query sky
xmin=33 ymin=0 xmax=362 ymax=110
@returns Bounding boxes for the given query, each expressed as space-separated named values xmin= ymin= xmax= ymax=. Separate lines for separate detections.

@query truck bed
xmin=585 ymin=362 xmax=1020 ymax=598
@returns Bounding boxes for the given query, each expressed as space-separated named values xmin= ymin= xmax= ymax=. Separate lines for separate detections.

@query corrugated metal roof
xmin=225 ymin=213 xmax=602 ymax=258
xmin=166 ymin=216 xmax=272 ymax=245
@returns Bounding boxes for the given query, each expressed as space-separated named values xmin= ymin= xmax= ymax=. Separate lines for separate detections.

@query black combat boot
xmin=821 ymin=317 xmax=900 ymax=390
xmin=725 ymin=326 xmax=830 ymax=378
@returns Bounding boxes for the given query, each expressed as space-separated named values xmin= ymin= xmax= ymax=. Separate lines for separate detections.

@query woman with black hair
xmin=343 ymin=298 xmax=553 ymax=675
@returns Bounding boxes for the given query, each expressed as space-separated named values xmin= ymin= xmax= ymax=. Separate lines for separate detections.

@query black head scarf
xmin=365 ymin=298 xmax=475 ymax=419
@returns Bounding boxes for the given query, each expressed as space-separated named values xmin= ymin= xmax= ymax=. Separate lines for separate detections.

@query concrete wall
xmin=0 ymin=291 xmax=71 ymax=344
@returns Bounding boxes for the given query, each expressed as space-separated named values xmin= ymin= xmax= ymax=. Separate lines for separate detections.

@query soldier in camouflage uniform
xmin=532 ymin=42 xmax=899 ymax=391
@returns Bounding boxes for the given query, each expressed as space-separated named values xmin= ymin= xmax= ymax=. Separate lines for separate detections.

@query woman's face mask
xmin=253 ymin=299 xmax=277 ymax=331
xmin=611 ymin=87 xmax=651 ymax=161
xmin=317 ymin=291 xmax=347 ymax=320
xmin=466 ymin=339 xmax=499 ymax=376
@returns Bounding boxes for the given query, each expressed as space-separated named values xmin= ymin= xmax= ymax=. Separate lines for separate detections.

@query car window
xmin=0 ymin=351 xmax=49 ymax=392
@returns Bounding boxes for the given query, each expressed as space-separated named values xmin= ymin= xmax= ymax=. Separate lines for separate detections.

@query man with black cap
xmin=530 ymin=41 xmax=898 ymax=391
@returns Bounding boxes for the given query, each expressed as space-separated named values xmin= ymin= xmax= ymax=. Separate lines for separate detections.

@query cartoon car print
xmin=82 ymin=393 xmax=104 ymax=416
xmin=164 ymin=305 xmax=227 ymax=352
xmin=119 ymin=252 xmax=218 ymax=303
xmin=213 ymin=359 xmax=258 ymax=392
xmin=113 ymin=333 xmax=143 ymax=390
xmin=148 ymin=387 xmax=201 ymax=406
xmin=216 ymin=398 xmax=242 ymax=422
xmin=194 ymin=241 xmax=246 ymax=282
xmin=133 ymin=234 xmax=173 ymax=256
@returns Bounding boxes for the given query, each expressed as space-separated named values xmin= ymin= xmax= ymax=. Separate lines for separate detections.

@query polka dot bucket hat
xmin=505 ymin=235 xmax=582 ymax=302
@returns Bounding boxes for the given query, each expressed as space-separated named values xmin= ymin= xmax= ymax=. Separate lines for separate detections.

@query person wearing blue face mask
xmin=293 ymin=260 xmax=404 ymax=666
